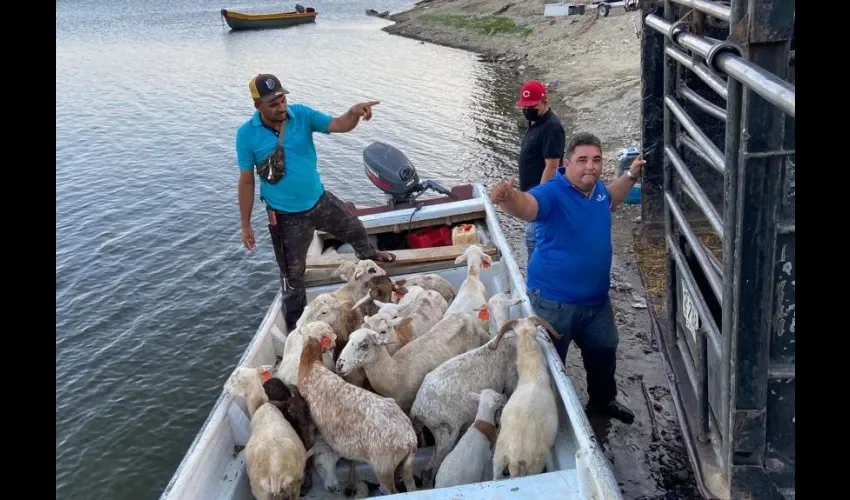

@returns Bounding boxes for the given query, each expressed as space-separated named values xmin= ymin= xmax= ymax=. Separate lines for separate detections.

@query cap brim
xmin=516 ymin=97 xmax=541 ymax=107
xmin=260 ymin=89 xmax=290 ymax=102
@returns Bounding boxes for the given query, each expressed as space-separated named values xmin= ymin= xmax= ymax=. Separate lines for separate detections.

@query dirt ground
xmin=384 ymin=2 xmax=701 ymax=498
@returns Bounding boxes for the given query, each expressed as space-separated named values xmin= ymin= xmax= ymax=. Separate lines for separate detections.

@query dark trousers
xmin=267 ymin=191 xmax=376 ymax=329
xmin=529 ymin=289 xmax=619 ymax=405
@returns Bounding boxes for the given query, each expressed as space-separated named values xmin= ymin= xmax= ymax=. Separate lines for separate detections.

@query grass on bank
xmin=420 ymin=14 xmax=533 ymax=36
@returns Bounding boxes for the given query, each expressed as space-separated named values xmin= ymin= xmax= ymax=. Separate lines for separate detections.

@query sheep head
xmin=334 ymin=261 xmax=357 ymax=282
xmin=302 ymin=320 xmax=337 ymax=353
xmin=297 ymin=294 xmax=353 ymax=332
xmin=454 ymin=244 xmax=492 ymax=277
xmin=487 ymin=292 xmax=526 ymax=330
xmin=353 ymin=259 xmax=386 ymax=282
xmin=335 ymin=328 xmax=395 ymax=376
xmin=490 ymin=315 xmax=561 ymax=350
xmin=223 ymin=364 xmax=275 ymax=398
xmin=306 ymin=438 xmax=341 ymax=493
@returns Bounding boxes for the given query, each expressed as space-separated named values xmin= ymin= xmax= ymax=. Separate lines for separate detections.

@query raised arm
xmin=606 ymin=157 xmax=645 ymax=210
xmin=327 ymin=101 xmax=380 ymax=133
xmin=489 ymin=176 xmax=539 ymax=222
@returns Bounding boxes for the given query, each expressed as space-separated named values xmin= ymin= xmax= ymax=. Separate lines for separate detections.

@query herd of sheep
xmin=225 ymin=244 xmax=564 ymax=499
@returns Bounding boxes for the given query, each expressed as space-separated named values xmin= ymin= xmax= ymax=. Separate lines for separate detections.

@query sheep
xmin=491 ymin=316 xmax=563 ymax=480
xmin=298 ymin=335 xmax=418 ymax=495
xmin=223 ymin=364 xmax=276 ymax=418
xmin=349 ymin=274 xmax=409 ymax=317
xmin=336 ymin=312 xmax=488 ymax=413
xmin=444 ymin=245 xmax=492 ymax=317
xmin=332 ymin=259 xmax=387 ymax=307
xmin=276 ymin=320 xmax=339 ymax=388
xmin=393 ymin=273 xmax=457 ymax=304
xmin=408 ymin=292 xmax=524 ymax=484
xmin=244 ymin=402 xmax=307 ymax=500
xmin=435 ymin=389 xmax=507 ymax=488
xmin=262 ymin=377 xmax=317 ymax=495
xmin=360 ymin=290 xmax=449 ymax=355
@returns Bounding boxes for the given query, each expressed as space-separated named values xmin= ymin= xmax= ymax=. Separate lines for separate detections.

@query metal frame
xmin=640 ymin=0 xmax=795 ymax=498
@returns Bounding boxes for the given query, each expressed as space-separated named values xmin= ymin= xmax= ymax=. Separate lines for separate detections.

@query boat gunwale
xmin=160 ymin=184 xmax=622 ymax=499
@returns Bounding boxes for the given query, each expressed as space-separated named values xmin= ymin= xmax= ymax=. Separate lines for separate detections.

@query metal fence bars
xmin=638 ymin=0 xmax=795 ymax=498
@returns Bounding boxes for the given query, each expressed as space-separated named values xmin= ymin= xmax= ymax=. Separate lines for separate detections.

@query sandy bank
xmin=383 ymin=2 xmax=701 ymax=498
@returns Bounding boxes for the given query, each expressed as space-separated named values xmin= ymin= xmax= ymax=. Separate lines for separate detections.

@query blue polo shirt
xmin=235 ymin=104 xmax=333 ymax=213
xmin=526 ymin=167 xmax=613 ymax=306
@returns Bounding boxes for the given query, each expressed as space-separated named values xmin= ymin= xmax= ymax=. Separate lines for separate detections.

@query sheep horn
xmin=528 ymin=315 xmax=562 ymax=341
xmin=490 ymin=319 xmax=519 ymax=350
xmin=351 ymin=294 xmax=373 ymax=311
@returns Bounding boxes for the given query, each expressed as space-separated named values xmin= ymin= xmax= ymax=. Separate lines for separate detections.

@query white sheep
xmin=444 ymin=245 xmax=492 ymax=318
xmin=276 ymin=321 xmax=338 ymax=387
xmin=244 ymin=402 xmax=307 ymax=500
xmin=223 ymin=364 xmax=276 ymax=418
xmin=491 ymin=316 xmax=563 ymax=479
xmin=336 ymin=312 xmax=488 ymax=413
xmin=394 ymin=273 xmax=457 ymax=304
xmin=408 ymin=292 xmax=524 ymax=484
xmin=298 ymin=335 xmax=418 ymax=495
xmin=361 ymin=290 xmax=449 ymax=354
xmin=435 ymin=389 xmax=507 ymax=488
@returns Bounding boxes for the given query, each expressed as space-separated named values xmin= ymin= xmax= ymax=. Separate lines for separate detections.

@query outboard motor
xmin=363 ymin=142 xmax=455 ymax=208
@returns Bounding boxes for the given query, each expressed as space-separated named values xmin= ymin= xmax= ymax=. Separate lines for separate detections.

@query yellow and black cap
xmin=249 ymin=73 xmax=290 ymax=103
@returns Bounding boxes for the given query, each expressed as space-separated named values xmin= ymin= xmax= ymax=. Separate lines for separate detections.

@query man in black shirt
xmin=515 ymin=80 xmax=566 ymax=263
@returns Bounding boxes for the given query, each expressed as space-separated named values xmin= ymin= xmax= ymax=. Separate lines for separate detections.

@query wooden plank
xmin=316 ymin=211 xmax=487 ymax=239
xmin=306 ymin=244 xmax=500 ymax=269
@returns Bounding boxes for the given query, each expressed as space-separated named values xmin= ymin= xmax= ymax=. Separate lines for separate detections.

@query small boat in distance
xmin=220 ymin=4 xmax=317 ymax=31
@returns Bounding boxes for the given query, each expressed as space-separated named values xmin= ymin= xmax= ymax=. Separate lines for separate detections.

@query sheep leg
xmin=285 ymin=478 xmax=302 ymax=500
xmin=401 ymin=451 xmax=417 ymax=493
xmin=492 ymin=453 xmax=507 ymax=481
xmin=375 ymin=468 xmax=398 ymax=495
xmin=344 ymin=461 xmax=358 ymax=496
xmin=423 ymin=426 xmax=458 ymax=488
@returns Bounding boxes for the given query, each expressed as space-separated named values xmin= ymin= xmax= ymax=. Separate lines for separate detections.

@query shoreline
xmin=382 ymin=2 xmax=702 ymax=499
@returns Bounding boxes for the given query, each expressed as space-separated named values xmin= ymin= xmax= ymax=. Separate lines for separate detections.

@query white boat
xmin=160 ymin=143 xmax=623 ymax=500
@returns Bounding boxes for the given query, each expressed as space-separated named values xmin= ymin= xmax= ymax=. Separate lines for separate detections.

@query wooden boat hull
xmin=159 ymin=183 xmax=623 ymax=500
xmin=220 ymin=9 xmax=317 ymax=31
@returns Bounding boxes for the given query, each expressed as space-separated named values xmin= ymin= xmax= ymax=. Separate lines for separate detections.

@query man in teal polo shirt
xmin=489 ymin=132 xmax=645 ymax=424
xmin=236 ymin=73 xmax=396 ymax=330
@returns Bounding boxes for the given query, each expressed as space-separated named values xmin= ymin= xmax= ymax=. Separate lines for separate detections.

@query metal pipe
xmin=679 ymin=134 xmax=723 ymax=174
xmin=665 ymin=146 xmax=725 ymax=240
xmin=665 ymin=96 xmax=725 ymax=171
xmin=646 ymin=14 xmax=796 ymax=117
xmin=680 ymin=86 xmax=727 ymax=121
xmin=666 ymin=46 xmax=728 ymax=99
xmin=664 ymin=190 xmax=724 ymax=301
xmin=668 ymin=0 xmax=731 ymax=21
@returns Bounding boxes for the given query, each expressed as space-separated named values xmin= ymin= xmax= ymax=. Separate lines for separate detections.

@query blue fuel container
xmin=617 ymin=146 xmax=642 ymax=205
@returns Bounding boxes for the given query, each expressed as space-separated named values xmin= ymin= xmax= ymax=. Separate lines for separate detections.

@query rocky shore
xmin=383 ymin=1 xmax=701 ymax=498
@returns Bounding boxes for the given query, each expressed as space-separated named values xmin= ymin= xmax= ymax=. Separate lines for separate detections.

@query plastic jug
xmin=617 ymin=146 xmax=642 ymax=205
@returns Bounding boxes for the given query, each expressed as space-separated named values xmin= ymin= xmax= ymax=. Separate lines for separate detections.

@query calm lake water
xmin=56 ymin=0 xmax=530 ymax=497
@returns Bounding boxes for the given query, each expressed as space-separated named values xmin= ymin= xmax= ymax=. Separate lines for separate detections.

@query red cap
xmin=516 ymin=80 xmax=547 ymax=107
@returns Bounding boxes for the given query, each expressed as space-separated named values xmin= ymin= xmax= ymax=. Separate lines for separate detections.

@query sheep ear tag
xmin=478 ymin=309 xmax=490 ymax=321
xmin=258 ymin=367 xmax=273 ymax=382
xmin=321 ymin=336 xmax=332 ymax=349
xmin=482 ymin=260 xmax=491 ymax=269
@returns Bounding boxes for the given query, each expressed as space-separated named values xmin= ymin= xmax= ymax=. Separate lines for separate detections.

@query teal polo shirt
xmin=235 ymin=104 xmax=333 ymax=213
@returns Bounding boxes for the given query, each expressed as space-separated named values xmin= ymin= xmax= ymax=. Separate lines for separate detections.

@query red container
xmin=406 ymin=225 xmax=452 ymax=249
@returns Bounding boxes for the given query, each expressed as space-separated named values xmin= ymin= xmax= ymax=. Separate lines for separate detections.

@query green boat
xmin=220 ymin=5 xmax=317 ymax=31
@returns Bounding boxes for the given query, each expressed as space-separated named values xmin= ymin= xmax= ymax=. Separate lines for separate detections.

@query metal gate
xmin=638 ymin=0 xmax=795 ymax=498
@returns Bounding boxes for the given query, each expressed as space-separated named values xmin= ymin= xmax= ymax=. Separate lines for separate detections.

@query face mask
xmin=522 ymin=107 xmax=540 ymax=121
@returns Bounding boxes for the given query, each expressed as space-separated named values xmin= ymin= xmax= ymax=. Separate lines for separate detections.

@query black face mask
xmin=522 ymin=107 xmax=540 ymax=121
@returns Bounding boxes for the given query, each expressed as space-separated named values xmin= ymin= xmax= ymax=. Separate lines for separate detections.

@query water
xmin=56 ymin=0 xmax=529 ymax=498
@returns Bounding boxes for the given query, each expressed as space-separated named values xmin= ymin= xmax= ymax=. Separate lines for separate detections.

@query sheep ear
xmin=467 ymin=392 xmax=480 ymax=402
xmin=372 ymin=333 xmax=395 ymax=346
xmin=373 ymin=300 xmax=388 ymax=309
xmin=454 ymin=254 xmax=467 ymax=265
xmin=394 ymin=279 xmax=407 ymax=286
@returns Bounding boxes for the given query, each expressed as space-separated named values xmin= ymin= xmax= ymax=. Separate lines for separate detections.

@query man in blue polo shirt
xmin=490 ymin=132 xmax=645 ymax=424
xmin=235 ymin=73 xmax=396 ymax=330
